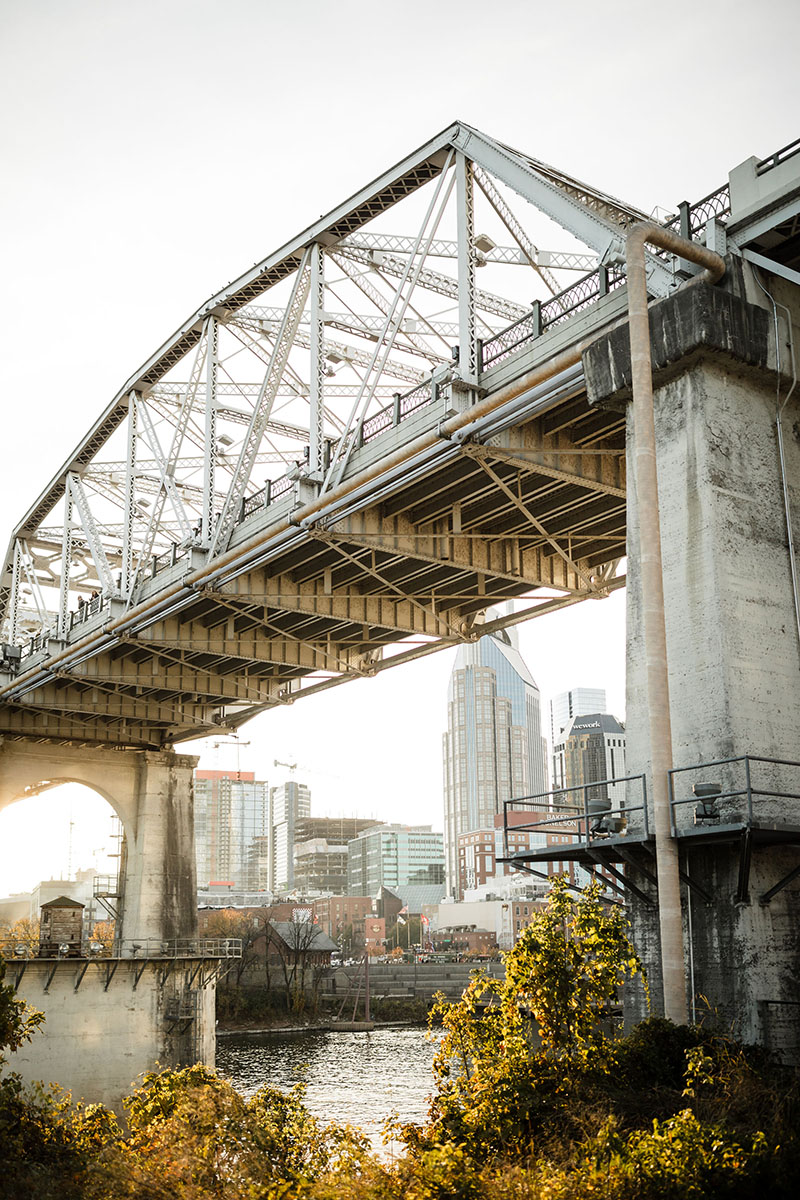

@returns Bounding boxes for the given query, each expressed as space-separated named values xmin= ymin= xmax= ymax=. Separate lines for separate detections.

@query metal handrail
xmin=1 ymin=937 xmax=243 ymax=960
xmin=20 ymin=630 xmax=52 ymax=659
xmin=667 ymin=754 xmax=800 ymax=836
xmin=503 ymin=772 xmax=647 ymax=854
xmin=481 ymin=266 xmax=626 ymax=371
xmin=232 ymin=377 xmax=448 ymax=531
xmin=757 ymin=137 xmax=800 ymax=176
xmin=150 ymin=543 xmax=190 ymax=579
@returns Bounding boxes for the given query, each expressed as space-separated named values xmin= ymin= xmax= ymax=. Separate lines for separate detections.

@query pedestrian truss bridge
xmin=1 ymin=122 xmax=797 ymax=748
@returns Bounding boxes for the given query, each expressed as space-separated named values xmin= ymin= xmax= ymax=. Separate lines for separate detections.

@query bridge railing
xmin=480 ymin=173 xmax=739 ymax=378
xmin=19 ymin=629 xmax=53 ymax=660
xmin=150 ymin=542 xmax=191 ymax=578
xmin=502 ymin=773 xmax=648 ymax=855
xmin=1 ymin=937 xmax=243 ymax=961
xmin=661 ymin=184 xmax=732 ymax=244
xmin=480 ymin=264 xmax=626 ymax=372
xmin=19 ymin=593 xmax=108 ymax=657
xmin=67 ymin=591 xmax=106 ymax=631
xmin=228 ymin=378 xmax=446 ymax=536
xmin=756 ymin=137 xmax=800 ymax=177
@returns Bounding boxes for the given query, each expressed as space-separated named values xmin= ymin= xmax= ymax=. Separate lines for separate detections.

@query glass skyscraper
xmin=194 ymin=770 xmax=269 ymax=890
xmin=442 ymin=625 xmax=547 ymax=898
xmin=346 ymin=824 xmax=444 ymax=897
xmin=269 ymin=780 xmax=312 ymax=893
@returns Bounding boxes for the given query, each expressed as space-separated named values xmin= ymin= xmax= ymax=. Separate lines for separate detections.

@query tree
xmin=338 ymin=921 xmax=364 ymax=959
xmin=1 ymin=917 xmax=39 ymax=955
xmin=203 ymin=907 xmax=261 ymax=986
xmin=0 ymin=960 xmax=44 ymax=1069
xmin=268 ymin=921 xmax=332 ymax=1015
xmin=417 ymin=876 xmax=647 ymax=1159
xmin=502 ymin=874 xmax=647 ymax=1056
xmin=106 ymin=1063 xmax=370 ymax=1195
xmin=89 ymin=920 xmax=115 ymax=957
xmin=387 ymin=914 xmax=421 ymax=952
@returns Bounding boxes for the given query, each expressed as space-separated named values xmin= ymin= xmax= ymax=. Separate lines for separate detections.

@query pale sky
xmin=1 ymin=0 xmax=798 ymax=895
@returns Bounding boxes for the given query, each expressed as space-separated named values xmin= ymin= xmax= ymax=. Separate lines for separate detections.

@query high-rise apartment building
xmin=194 ymin=770 xmax=269 ymax=890
xmin=269 ymin=780 xmax=312 ymax=893
xmin=347 ymin=824 xmax=445 ymax=897
xmin=442 ymin=625 xmax=547 ymax=898
xmin=550 ymin=687 xmax=607 ymax=745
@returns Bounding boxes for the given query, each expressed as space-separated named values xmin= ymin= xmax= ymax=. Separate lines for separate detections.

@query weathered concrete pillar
xmin=0 ymin=740 xmax=198 ymax=950
xmin=585 ymin=263 xmax=800 ymax=1056
xmin=116 ymin=751 xmax=199 ymax=949
xmin=0 ymin=739 xmax=213 ymax=1110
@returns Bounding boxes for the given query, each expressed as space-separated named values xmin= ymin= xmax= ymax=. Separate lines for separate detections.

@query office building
xmin=194 ymin=770 xmax=269 ymax=890
xmin=552 ymin=712 xmax=626 ymax=807
xmin=292 ymin=817 xmax=379 ymax=895
xmin=347 ymin=824 xmax=445 ymax=897
xmin=550 ymin=686 xmax=607 ymax=745
xmin=442 ymin=624 xmax=547 ymax=898
xmin=311 ymin=895 xmax=375 ymax=941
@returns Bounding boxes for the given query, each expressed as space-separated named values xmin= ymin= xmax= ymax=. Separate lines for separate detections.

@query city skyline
xmin=0 ymin=1 xmax=784 ymax=898
xmin=0 ymin=605 xmax=625 ymax=897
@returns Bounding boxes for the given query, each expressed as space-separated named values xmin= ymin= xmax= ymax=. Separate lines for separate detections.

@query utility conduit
xmin=626 ymin=223 xmax=724 ymax=1024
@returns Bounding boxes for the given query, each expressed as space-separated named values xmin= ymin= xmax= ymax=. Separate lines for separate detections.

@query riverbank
xmin=217 ymin=1017 xmax=427 ymax=1036
xmin=215 ymin=987 xmax=433 ymax=1032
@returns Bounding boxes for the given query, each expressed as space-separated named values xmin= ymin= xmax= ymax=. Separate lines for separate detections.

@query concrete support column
xmin=0 ymin=740 xmax=199 ymax=951
xmin=117 ymin=751 xmax=199 ymax=949
xmin=585 ymin=266 xmax=800 ymax=1054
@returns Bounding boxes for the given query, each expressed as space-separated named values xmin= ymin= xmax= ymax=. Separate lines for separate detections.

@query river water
xmin=216 ymin=1026 xmax=437 ymax=1153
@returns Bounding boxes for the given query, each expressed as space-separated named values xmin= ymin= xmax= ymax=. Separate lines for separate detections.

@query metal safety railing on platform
xmin=1 ymin=937 xmax=242 ymax=961
xmin=668 ymin=755 xmax=800 ymax=836
xmin=502 ymin=773 xmax=648 ymax=857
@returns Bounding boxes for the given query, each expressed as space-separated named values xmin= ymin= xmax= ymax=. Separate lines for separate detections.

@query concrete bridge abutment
xmin=586 ymin=261 xmax=800 ymax=1056
xmin=0 ymin=738 xmax=214 ymax=1110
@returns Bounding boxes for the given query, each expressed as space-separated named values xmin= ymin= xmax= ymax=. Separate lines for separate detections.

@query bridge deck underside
xmin=1 ymin=390 xmax=625 ymax=747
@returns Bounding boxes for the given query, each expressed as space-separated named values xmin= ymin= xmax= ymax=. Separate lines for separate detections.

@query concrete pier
xmin=0 ymin=738 xmax=218 ymax=1108
xmin=5 ymin=957 xmax=216 ymax=1113
xmin=586 ymin=261 xmax=800 ymax=1055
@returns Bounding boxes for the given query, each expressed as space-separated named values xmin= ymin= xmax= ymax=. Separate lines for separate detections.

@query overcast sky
xmin=1 ymin=0 xmax=798 ymax=895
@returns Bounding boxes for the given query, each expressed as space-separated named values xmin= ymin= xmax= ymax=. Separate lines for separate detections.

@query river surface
xmin=217 ymin=1026 xmax=437 ymax=1154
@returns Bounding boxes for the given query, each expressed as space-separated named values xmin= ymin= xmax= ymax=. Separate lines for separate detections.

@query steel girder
xmin=0 ymin=120 xmax=661 ymax=746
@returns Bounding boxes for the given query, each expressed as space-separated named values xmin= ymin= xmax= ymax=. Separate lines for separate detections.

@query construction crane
xmin=207 ymin=737 xmax=250 ymax=778
xmin=273 ymin=758 xmax=341 ymax=782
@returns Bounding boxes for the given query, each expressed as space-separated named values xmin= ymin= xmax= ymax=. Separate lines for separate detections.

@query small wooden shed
xmin=38 ymin=895 xmax=85 ymax=958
